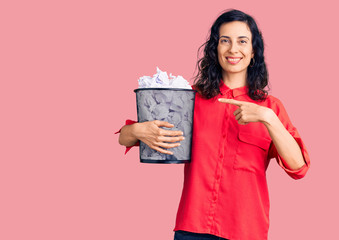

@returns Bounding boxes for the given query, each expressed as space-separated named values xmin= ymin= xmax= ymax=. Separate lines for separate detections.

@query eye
xmin=240 ymin=40 xmax=247 ymax=44
xmin=220 ymin=39 xmax=229 ymax=43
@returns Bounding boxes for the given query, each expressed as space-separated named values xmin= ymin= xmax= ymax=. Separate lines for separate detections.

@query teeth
xmin=227 ymin=58 xmax=241 ymax=62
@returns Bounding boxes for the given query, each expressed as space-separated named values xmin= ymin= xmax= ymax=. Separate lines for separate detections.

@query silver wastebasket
xmin=134 ymin=88 xmax=195 ymax=163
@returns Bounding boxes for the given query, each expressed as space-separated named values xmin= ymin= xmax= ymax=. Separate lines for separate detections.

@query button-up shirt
xmin=116 ymin=80 xmax=311 ymax=240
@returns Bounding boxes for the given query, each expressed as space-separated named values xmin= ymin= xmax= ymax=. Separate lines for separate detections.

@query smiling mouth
xmin=226 ymin=57 xmax=242 ymax=64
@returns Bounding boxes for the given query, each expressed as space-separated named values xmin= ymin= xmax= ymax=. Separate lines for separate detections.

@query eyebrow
xmin=219 ymin=35 xmax=250 ymax=40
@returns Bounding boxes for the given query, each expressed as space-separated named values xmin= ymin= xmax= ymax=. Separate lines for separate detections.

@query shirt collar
xmin=219 ymin=79 xmax=248 ymax=97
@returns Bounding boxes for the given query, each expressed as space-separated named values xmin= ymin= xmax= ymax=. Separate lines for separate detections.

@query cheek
xmin=217 ymin=45 xmax=228 ymax=59
xmin=243 ymin=57 xmax=251 ymax=67
xmin=217 ymin=45 xmax=222 ymax=56
xmin=217 ymin=47 xmax=224 ymax=63
xmin=242 ymin=48 xmax=253 ymax=61
xmin=245 ymin=47 xmax=254 ymax=58
xmin=241 ymin=49 xmax=252 ymax=66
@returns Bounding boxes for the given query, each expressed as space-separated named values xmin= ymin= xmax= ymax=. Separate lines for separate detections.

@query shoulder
xmin=191 ymin=84 xmax=204 ymax=99
xmin=265 ymin=94 xmax=282 ymax=105
xmin=263 ymin=95 xmax=287 ymax=115
xmin=264 ymin=94 xmax=297 ymax=131
xmin=263 ymin=94 xmax=295 ymax=126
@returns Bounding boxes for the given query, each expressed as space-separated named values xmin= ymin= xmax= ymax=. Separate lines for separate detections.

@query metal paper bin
xmin=134 ymin=88 xmax=195 ymax=163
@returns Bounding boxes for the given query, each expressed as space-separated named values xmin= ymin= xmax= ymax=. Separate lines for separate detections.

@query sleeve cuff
xmin=276 ymin=133 xmax=310 ymax=180
xmin=115 ymin=119 xmax=140 ymax=154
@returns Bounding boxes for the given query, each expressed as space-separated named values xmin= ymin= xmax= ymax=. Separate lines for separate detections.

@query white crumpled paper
xmin=138 ymin=67 xmax=192 ymax=89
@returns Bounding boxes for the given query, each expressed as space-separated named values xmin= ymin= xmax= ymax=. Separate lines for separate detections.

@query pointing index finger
xmin=218 ymin=98 xmax=243 ymax=106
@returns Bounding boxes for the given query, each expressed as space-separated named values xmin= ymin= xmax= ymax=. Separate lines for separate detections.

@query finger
xmin=158 ymin=136 xmax=185 ymax=143
xmin=156 ymin=141 xmax=181 ymax=149
xmin=153 ymin=120 xmax=174 ymax=128
xmin=218 ymin=98 xmax=243 ymax=106
xmin=238 ymin=119 xmax=248 ymax=125
xmin=161 ymin=129 xmax=184 ymax=136
xmin=235 ymin=113 xmax=242 ymax=121
xmin=233 ymin=108 xmax=241 ymax=116
xmin=152 ymin=145 xmax=174 ymax=155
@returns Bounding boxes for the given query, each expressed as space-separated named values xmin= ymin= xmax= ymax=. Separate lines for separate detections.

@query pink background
xmin=1 ymin=0 xmax=338 ymax=239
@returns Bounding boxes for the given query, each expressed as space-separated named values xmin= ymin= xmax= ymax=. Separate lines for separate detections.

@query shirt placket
xmin=207 ymin=90 xmax=233 ymax=234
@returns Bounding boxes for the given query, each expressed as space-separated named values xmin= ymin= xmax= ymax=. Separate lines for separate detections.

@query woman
xmin=117 ymin=9 xmax=310 ymax=240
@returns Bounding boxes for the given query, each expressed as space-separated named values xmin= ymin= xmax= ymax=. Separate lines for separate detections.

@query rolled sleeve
xmin=115 ymin=119 xmax=139 ymax=154
xmin=268 ymin=129 xmax=310 ymax=179
xmin=267 ymin=97 xmax=311 ymax=179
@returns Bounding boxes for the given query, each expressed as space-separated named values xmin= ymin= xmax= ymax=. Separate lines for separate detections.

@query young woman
xmin=117 ymin=9 xmax=310 ymax=240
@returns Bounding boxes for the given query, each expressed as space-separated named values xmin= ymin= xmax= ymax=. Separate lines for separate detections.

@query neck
xmin=222 ymin=71 xmax=247 ymax=89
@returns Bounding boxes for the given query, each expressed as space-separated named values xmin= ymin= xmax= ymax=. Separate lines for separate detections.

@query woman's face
xmin=217 ymin=21 xmax=254 ymax=77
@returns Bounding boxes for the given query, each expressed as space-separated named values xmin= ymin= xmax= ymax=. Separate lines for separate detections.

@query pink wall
xmin=1 ymin=0 xmax=338 ymax=239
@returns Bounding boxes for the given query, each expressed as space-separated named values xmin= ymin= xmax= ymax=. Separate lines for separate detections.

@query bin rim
xmin=134 ymin=88 xmax=196 ymax=92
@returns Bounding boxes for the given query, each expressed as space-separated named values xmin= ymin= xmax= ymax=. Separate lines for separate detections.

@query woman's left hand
xmin=218 ymin=98 xmax=272 ymax=125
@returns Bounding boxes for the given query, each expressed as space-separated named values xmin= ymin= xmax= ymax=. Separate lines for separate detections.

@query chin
xmin=225 ymin=68 xmax=244 ymax=73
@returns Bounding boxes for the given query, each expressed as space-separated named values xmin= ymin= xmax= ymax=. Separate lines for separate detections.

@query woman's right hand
xmin=134 ymin=120 xmax=185 ymax=155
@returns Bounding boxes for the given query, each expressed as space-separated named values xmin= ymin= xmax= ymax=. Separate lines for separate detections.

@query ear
xmin=251 ymin=51 xmax=254 ymax=58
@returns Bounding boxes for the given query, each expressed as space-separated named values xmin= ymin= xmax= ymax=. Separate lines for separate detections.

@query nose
xmin=229 ymin=42 xmax=239 ymax=53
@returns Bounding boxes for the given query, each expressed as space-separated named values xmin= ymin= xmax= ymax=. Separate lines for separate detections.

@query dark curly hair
xmin=193 ymin=9 xmax=270 ymax=101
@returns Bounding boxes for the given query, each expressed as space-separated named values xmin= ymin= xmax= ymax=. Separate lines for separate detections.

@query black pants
xmin=174 ymin=230 xmax=229 ymax=240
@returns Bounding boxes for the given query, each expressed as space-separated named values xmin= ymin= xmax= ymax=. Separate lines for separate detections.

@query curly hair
xmin=193 ymin=9 xmax=270 ymax=101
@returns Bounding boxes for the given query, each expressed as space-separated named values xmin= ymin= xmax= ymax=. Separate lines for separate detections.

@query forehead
xmin=219 ymin=21 xmax=252 ymax=39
